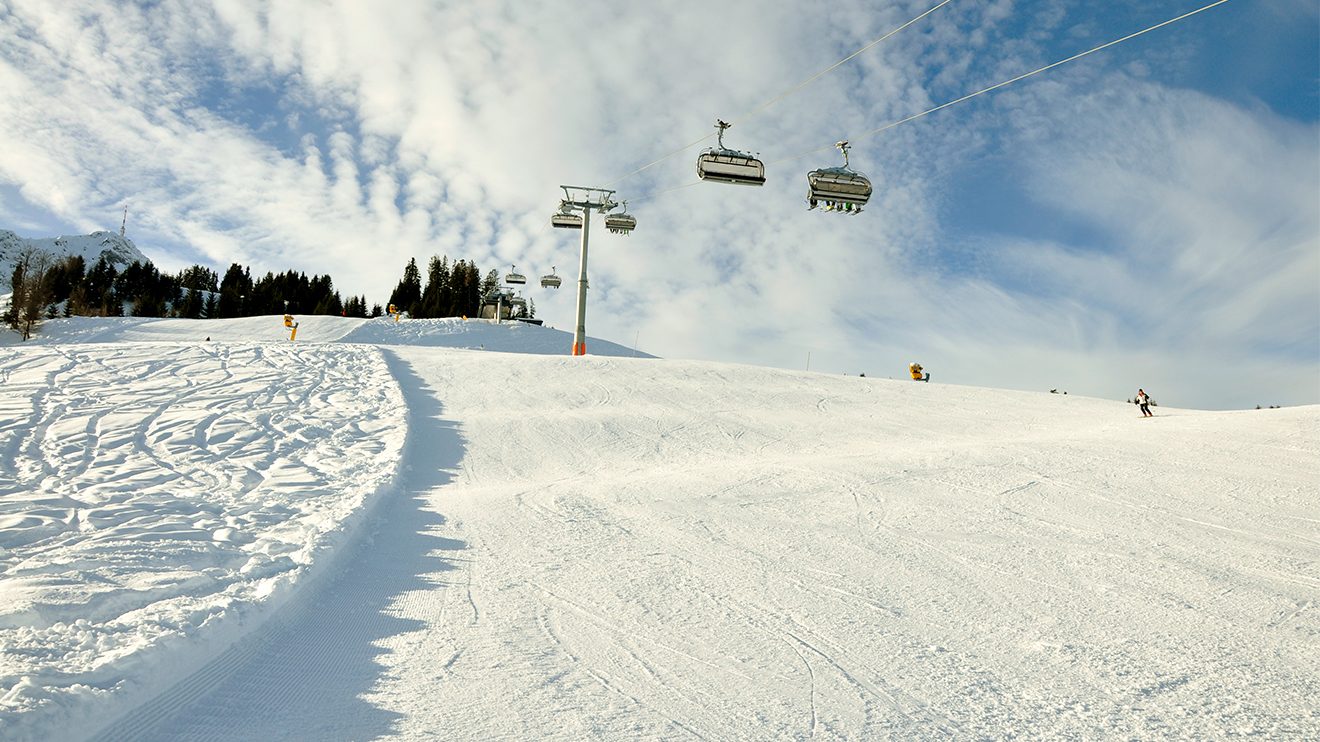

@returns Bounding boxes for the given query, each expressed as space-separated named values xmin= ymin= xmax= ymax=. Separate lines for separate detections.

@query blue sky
xmin=0 ymin=0 xmax=1315 ymax=409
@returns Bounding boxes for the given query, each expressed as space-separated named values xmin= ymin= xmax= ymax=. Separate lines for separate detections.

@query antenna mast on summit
xmin=119 ymin=205 xmax=128 ymax=237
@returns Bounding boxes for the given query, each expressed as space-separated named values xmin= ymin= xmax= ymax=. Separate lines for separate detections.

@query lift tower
xmin=549 ymin=185 xmax=634 ymax=356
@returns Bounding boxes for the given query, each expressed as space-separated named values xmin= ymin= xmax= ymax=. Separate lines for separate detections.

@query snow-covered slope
xmin=2 ymin=314 xmax=654 ymax=357
xmin=0 ymin=317 xmax=1315 ymax=740
xmin=0 ymin=230 xmax=152 ymax=293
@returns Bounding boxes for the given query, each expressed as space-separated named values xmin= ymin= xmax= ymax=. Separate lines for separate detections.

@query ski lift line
xmin=602 ymin=0 xmax=954 ymax=190
xmin=629 ymin=179 xmax=702 ymax=205
xmin=728 ymin=0 xmax=955 ymax=127
xmin=770 ymin=0 xmax=1235 ymax=166
xmin=603 ymin=132 xmax=716 ymax=189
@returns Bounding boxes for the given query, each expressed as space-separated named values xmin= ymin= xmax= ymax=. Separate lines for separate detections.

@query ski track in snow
xmin=0 ymin=341 xmax=405 ymax=741
xmin=0 ymin=316 xmax=1317 ymax=739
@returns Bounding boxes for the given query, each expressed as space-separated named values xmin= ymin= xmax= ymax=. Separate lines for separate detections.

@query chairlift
xmin=605 ymin=201 xmax=637 ymax=235
xmin=551 ymin=202 xmax=583 ymax=229
xmin=696 ymin=120 xmax=766 ymax=186
xmin=505 ymin=265 xmax=526 ymax=285
xmin=540 ymin=267 xmax=562 ymax=289
xmin=807 ymin=141 xmax=872 ymax=214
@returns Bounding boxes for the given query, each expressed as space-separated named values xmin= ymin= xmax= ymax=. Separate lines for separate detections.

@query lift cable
xmin=603 ymin=0 xmax=955 ymax=189
xmin=631 ymin=0 xmax=1232 ymax=205
xmin=729 ymin=0 xmax=954 ymax=128
xmin=769 ymin=0 xmax=1234 ymax=166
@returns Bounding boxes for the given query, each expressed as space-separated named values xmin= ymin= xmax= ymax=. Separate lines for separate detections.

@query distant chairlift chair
xmin=540 ymin=267 xmax=562 ymax=289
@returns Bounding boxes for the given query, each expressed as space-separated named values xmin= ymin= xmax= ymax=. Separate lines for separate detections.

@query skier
xmin=1136 ymin=388 xmax=1153 ymax=417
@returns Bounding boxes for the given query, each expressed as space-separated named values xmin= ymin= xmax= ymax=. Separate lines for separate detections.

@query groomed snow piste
xmin=1 ymin=315 xmax=1316 ymax=740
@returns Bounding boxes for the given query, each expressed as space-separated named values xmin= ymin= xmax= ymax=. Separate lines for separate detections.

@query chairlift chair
xmin=551 ymin=202 xmax=583 ymax=229
xmin=807 ymin=141 xmax=872 ymax=214
xmin=696 ymin=120 xmax=766 ymax=186
xmin=605 ymin=202 xmax=637 ymax=235
xmin=540 ymin=267 xmax=562 ymax=289
xmin=505 ymin=265 xmax=527 ymax=285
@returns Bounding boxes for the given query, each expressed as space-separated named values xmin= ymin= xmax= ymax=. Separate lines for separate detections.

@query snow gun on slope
xmin=909 ymin=362 xmax=929 ymax=382
xmin=283 ymin=313 xmax=299 ymax=341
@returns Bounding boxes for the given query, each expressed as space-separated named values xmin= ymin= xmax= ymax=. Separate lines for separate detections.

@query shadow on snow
xmin=89 ymin=350 xmax=467 ymax=741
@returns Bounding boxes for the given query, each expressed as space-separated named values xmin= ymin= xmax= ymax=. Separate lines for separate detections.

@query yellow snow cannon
xmin=909 ymin=362 xmax=929 ymax=382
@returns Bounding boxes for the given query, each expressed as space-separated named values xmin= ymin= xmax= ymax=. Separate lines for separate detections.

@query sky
xmin=0 ymin=0 xmax=1316 ymax=409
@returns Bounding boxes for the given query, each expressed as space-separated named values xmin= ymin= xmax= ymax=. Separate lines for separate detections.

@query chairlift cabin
xmin=551 ymin=203 xmax=583 ymax=229
xmin=807 ymin=141 xmax=872 ymax=214
xmin=540 ymin=268 xmax=562 ymax=289
xmin=505 ymin=266 xmax=527 ymax=285
xmin=696 ymin=120 xmax=766 ymax=186
xmin=605 ymin=202 xmax=636 ymax=235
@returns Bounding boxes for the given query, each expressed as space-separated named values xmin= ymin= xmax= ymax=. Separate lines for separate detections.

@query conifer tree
xmin=420 ymin=256 xmax=451 ymax=318
xmin=389 ymin=258 xmax=423 ymax=317
xmin=217 ymin=263 xmax=252 ymax=318
xmin=78 ymin=256 xmax=119 ymax=316
xmin=447 ymin=260 xmax=481 ymax=317
xmin=44 ymin=255 xmax=85 ymax=307
xmin=481 ymin=268 xmax=500 ymax=298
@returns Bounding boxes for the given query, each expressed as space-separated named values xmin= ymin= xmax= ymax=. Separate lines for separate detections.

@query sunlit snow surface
xmin=1 ymin=316 xmax=1317 ymax=740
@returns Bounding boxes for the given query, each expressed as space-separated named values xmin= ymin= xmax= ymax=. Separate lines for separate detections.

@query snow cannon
xmin=909 ymin=362 xmax=929 ymax=382
xmin=388 ymin=303 xmax=402 ymax=323
xmin=283 ymin=314 xmax=299 ymax=341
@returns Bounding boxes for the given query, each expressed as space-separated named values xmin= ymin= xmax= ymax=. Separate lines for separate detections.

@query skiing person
xmin=1136 ymin=388 xmax=1153 ymax=417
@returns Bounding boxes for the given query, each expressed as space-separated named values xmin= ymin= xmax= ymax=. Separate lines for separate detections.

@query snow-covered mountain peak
xmin=0 ymin=229 xmax=153 ymax=292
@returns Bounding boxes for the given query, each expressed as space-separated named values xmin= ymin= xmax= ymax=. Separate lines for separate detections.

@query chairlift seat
xmin=697 ymin=149 xmax=766 ymax=186
xmin=807 ymin=168 xmax=872 ymax=206
xmin=551 ymin=212 xmax=583 ymax=229
xmin=605 ymin=213 xmax=636 ymax=234
xmin=505 ymin=271 xmax=527 ymax=285
xmin=540 ymin=273 xmax=562 ymax=289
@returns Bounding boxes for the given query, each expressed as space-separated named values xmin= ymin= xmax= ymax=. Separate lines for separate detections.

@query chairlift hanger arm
xmin=560 ymin=185 xmax=617 ymax=210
